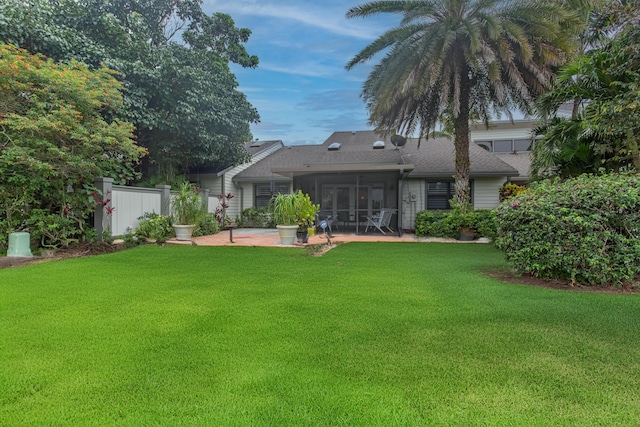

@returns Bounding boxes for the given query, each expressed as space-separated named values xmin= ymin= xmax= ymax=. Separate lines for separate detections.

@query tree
xmin=346 ymin=0 xmax=584 ymax=211
xmin=0 ymin=0 xmax=260 ymax=181
xmin=0 ymin=43 xmax=146 ymax=250
xmin=533 ymin=0 xmax=640 ymax=179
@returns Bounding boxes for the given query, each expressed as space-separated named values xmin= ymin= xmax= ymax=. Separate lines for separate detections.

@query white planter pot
xmin=276 ymin=225 xmax=299 ymax=245
xmin=173 ymin=224 xmax=195 ymax=241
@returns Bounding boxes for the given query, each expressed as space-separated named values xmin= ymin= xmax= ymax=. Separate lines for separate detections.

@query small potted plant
xmin=171 ymin=182 xmax=205 ymax=240
xmin=269 ymin=190 xmax=319 ymax=245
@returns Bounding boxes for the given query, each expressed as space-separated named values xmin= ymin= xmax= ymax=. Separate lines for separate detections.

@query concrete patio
xmin=168 ymin=228 xmax=489 ymax=247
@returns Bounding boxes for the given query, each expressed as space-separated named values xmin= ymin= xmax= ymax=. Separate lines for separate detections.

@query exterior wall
xmin=399 ymin=177 xmax=506 ymax=229
xmin=198 ymin=176 xmax=223 ymax=196
xmin=473 ymin=177 xmax=506 ymax=209
xmin=401 ymin=179 xmax=426 ymax=230
xmin=196 ymin=143 xmax=283 ymax=219
xmin=470 ymin=121 xmax=536 ymax=141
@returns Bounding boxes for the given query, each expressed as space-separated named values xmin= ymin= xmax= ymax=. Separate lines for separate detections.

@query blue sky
xmin=202 ymin=0 xmax=397 ymax=146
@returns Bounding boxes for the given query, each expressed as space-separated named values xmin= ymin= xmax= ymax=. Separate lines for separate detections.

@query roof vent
xmin=250 ymin=140 xmax=265 ymax=148
xmin=328 ymin=142 xmax=341 ymax=151
xmin=373 ymin=140 xmax=385 ymax=149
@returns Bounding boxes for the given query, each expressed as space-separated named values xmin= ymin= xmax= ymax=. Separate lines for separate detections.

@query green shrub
xmin=414 ymin=208 xmax=496 ymax=239
xmin=239 ymin=207 xmax=275 ymax=228
xmin=135 ymin=213 xmax=174 ymax=242
xmin=26 ymin=210 xmax=82 ymax=249
xmin=498 ymin=182 xmax=528 ymax=202
xmin=192 ymin=213 xmax=220 ymax=237
xmin=494 ymin=173 xmax=640 ymax=285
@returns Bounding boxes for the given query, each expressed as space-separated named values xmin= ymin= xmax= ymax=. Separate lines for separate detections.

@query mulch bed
xmin=0 ymin=242 xmax=127 ymax=269
xmin=482 ymin=267 xmax=639 ymax=294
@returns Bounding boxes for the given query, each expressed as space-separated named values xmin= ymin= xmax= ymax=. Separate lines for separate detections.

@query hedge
xmin=494 ymin=173 xmax=640 ymax=286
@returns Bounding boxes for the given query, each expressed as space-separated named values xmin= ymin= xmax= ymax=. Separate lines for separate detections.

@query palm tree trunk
xmin=453 ymin=64 xmax=471 ymax=213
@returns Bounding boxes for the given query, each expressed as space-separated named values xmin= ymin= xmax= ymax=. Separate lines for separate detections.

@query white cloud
xmin=203 ymin=1 xmax=380 ymax=40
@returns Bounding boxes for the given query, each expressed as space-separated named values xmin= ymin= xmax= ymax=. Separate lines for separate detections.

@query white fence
xmin=94 ymin=178 xmax=220 ymax=237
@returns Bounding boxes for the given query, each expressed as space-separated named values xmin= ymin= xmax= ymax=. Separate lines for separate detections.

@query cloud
xmin=204 ymin=1 xmax=381 ymax=40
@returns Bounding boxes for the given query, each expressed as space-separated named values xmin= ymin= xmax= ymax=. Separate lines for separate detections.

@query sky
xmin=202 ymin=0 xmax=398 ymax=146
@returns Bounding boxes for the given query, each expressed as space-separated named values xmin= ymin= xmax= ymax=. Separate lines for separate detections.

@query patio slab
xmin=176 ymin=229 xmax=489 ymax=247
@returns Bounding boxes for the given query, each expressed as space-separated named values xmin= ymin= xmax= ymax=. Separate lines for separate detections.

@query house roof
xmin=188 ymin=140 xmax=284 ymax=176
xmin=494 ymin=152 xmax=532 ymax=180
xmin=233 ymin=130 xmax=519 ymax=182
xmin=245 ymin=139 xmax=283 ymax=156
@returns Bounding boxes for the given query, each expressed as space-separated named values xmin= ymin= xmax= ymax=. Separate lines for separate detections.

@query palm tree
xmin=346 ymin=0 xmax=585 ymax=210
xmin=533 ymin=0 xmax=640 ymax=178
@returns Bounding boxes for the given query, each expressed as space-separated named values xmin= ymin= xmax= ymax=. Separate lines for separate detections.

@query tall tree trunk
xmin=453 ymin=64 xmax=471 ymax=213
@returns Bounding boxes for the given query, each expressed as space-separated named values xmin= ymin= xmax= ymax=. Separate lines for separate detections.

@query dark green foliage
xmin=0 ymin=0 xmax=260 ymax=179
xmin=495 ymin=173 xmax=640 ymax=285
xmin=414 ymin=209 xmax=496 ymax=239
xmin=134 ymin=213 xmax=173 ymax=242
xmin=414 ymin=211 xmax=458 ymax=239
xmin=192 ymin=213 xmax=220 ymax=237
xmin=239 ymin=207 xmax=274 ymax=228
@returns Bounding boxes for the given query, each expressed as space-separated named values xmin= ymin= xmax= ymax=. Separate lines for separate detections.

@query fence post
xmin=156 ymin=185 xmax=171 ymax=216
xmin=202 ymin=188 xmax=210 ymax=212
xmin=94 ymin=177 xmax=113 ymax=241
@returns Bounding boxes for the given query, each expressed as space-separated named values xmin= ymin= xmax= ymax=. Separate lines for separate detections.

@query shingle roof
xmin=234 ymin=130 xmax=518 ymax=181
xmin=244 ymin=140 xmax=283 ymax=156
xmin=494 ymin=152 xmax=532 ymax=179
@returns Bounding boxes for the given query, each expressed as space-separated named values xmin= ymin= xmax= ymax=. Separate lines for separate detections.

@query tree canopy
xmin=0 ymin=0 xmax=260 ymax=181
xmin=0 ymin=42 xmax=145 ymax=249
xmin=346 ymin=0 xmax=585 ymax=210
xmin=532 ymin=0 xmax=640 ymax=179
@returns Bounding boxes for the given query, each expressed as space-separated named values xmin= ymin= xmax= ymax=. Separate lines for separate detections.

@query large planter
xmin=276 ymin=224 xmax=299 ymax=245
xmin=173 ymin=224 xmax=195 ymax=241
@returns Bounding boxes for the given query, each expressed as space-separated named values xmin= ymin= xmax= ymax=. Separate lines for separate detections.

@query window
xmin=493 ymin=140 xmax=513 ymax=152
xmin=254 ymin=183 xmax=289 ymax=208
xmin=473 ymin=138 xmax=537 ymax=152
xmin=425 ymin=181 xmax=473 ymax=210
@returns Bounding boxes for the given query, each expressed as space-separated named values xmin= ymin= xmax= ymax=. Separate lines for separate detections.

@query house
xmin=189 ymin=139 xmax=284 ymax=220
xmin=216 ymin=123 xmax=534 ymax=233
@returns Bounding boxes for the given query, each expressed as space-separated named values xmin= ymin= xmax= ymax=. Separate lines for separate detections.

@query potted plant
xmin=171 ymin=182 xmax=205 ymax=240
xmin=269 ymin=190 xmax=319 ymax=245
xmin=294 ymin=192 xmax=319 ymax=243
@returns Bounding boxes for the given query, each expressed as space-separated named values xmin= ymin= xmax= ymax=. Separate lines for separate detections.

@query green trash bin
xmin=7 ymin=232 xmax=33 ymax=257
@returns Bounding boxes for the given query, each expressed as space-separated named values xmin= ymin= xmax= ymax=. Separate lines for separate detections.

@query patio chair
xmin=364 ymin=209 xmax=394 ymax=234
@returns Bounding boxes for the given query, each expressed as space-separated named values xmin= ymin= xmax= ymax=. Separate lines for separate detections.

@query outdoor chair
xmin=364 ymin=209 xmax=394 ymax=234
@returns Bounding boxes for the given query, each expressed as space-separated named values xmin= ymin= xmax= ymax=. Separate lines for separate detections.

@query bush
xmin=239 ymin=207 xmax=275 ymax=228
xmin=192 ymin=213 xmax=220 ymax=237
xmin=498 ymin=182 xmax=528 ymax=202
xmin=414 ymin=210 xmax=458 ymax=238
xmin=494 ymin=173 xmax=640 ymax=285
xmin=135 ymin=213 xmax=173 ymax=242
xmin=414 ymin=208 xmax=496 ymax=239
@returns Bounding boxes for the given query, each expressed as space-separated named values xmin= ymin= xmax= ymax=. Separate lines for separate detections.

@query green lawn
xmin=1 ymin=243 xmax=639 ymax=426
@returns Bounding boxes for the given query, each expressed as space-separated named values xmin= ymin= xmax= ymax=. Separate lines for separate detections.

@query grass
xmin=1 ymin=243 xmax=639 ymax=426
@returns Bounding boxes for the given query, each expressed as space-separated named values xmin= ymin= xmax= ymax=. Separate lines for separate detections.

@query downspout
xmin=397 ymin=172 xmax=404 ymax=236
